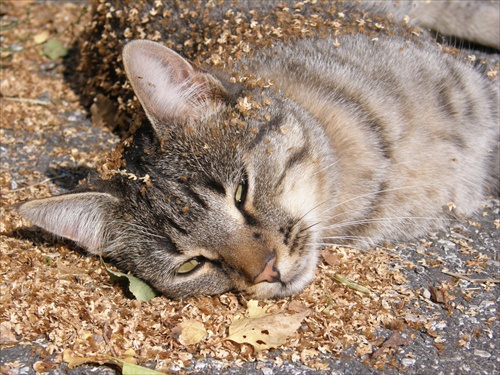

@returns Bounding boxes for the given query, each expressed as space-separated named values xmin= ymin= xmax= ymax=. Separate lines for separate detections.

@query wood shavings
xmin=2 ymin=1 xmax=499 ymax=373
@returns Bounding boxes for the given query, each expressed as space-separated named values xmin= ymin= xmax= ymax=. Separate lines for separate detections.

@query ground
xmin=0 ymin=1 xmax=499 ymax=374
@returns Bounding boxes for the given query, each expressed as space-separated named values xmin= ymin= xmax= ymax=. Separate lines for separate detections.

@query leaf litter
xmin=1 ymin=1 xmax=498 ymax=374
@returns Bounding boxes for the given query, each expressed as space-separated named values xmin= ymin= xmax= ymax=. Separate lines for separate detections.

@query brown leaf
xmin=429 ymin=285 xmax=454 ymax=306
xmin=62 ymin=350 xmax=100 ymax=369
xmin=321 ymin=251 xmax=341 ymax=266
xmin=226 ymin=300 xmax=309 ymax=352
xmin=172 ymin=319 xmax=207 ymax=346
xmin=288 ymin=300 xmax=309 ymax=313
xmin=372 ymin=331 xmax=411 ymax=358
xmin=33 ymin=361 xmax=58 ymax=373
xmin=0 ymin=322 xmax=17 ymax=345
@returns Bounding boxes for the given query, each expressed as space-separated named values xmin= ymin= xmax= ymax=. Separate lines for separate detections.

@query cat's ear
xmin=122 ymin=39 xmax=228 ymax=133
xmin=17 ymin=192 xmax=119 ymax=254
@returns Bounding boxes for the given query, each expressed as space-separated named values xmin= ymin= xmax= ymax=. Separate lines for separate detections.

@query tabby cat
xmin=18 ymin=1 xmax=499 ymax=299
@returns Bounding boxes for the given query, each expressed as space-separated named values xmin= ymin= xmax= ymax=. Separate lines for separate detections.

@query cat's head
xmin=18 ymin=40 xmax=337 ymax=299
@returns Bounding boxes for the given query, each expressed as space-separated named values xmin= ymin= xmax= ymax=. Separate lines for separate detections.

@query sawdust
xmin=1 ymin=1 xmax=497 ymax=374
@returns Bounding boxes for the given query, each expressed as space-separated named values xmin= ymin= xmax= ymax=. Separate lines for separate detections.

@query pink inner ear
xmin=123 ymin=40 xmax=213 ymax=125
xmin=18 ymin=192 xmax=118 ymax=255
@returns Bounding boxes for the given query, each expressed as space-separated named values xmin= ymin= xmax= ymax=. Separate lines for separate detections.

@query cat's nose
xmin=254 ymin=256 xmax=281 ymax=284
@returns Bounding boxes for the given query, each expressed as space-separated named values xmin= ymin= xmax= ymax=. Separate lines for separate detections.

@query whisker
xmin=307 ymin=241 xmax=369 ymax=250
xmin=315 ymin=184 xmax=432 ymax=218
xmin=319 ymin=234 xmax=374 ymax=244
xmin=292 ymin=200 xmax=330 ymax=227
xmin=300 ymin=221 xmax=322 ymax=233
xmin=321 ymin=215 xmax=446 ymax=231
xmin=311 ymin=158 xmax=341 ymax=178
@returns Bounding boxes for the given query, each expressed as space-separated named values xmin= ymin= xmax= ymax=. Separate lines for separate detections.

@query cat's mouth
xmin=243 ymin=251 xmax=317 ymax=299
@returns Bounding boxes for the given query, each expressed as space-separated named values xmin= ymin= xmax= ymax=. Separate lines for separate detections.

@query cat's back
xmin=251 ymin=36 xmax=498 ymax=125
xmin=247 ymin=36 xmax=499 ymax=243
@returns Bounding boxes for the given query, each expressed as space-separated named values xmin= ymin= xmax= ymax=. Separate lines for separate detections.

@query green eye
xmin=235 ymin=177 xmax=248 ymax=206
xmin=177 ymin=258 xmax=201 ymax=274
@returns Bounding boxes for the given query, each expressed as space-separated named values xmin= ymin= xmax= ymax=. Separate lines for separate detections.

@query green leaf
xmin=122 ymin=361 xmax=165 ymax=375
xmin=102 ymin=259 xmax=159 ymax=301
xmin=109 ymin=357 xmax=165 ymax=375
xmin=331 ymin=274 xmax=372 ymax=295
xmin=41 ymin=38 xmax=68 ymax=60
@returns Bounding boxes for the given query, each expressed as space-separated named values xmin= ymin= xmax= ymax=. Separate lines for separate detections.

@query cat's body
xmin=18 ymin=1 xmax=499 ymax=299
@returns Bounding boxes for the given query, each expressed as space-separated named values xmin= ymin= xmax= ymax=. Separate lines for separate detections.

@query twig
xmin=9 ymin=177 xmax=63 ymax=192
xmin=2 ymin=96 xmax=51 ymax=106
xmin=442 ymin=270 xmax=500 ymax=283
xmin=103 ymin=321 xmax=119 ymax=358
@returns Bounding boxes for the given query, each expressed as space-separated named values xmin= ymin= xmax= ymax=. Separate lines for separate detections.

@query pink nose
xmin=254 ymin=257 xmax=280 ymax=284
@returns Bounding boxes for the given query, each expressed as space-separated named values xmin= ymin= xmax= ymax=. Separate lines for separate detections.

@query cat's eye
xmin=177 ymin=258 xmax=203 ymax=274
xmin=234 ymin=177 xmax=248 ymax=206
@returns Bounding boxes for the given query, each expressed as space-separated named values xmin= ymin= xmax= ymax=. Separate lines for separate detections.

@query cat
xmin=17 ymin=0 xmax=499 ymax=299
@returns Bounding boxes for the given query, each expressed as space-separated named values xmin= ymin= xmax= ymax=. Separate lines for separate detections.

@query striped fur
xmin=18 ymin=2 xmax=499 ymax=299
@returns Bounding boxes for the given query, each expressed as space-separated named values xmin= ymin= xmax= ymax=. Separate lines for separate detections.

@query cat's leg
xmin=372 ymin=0 xmax=500 ymax=49
xmin=408 ymin=0 xmax=500 ymax=49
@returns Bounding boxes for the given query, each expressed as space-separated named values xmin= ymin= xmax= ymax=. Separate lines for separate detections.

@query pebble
xmin=479 ymin=300 xmax=495 ymax=309
xmin=438 ymin=239 xmax=456 ymax=250
xmin=10 ymin=44 xmax=23 ymax=52
xmin=415 ymin=265 xmax=426 ymax=274
xmin=487 ymin=259 xmax=500 ymax=267
xmin=40 ymin=61 xmax=57 ymax=71
xmin=422 ymin=288 xmax=431 ymax=299
xmin=460 ymin=364 xmax=471 ymax=372
xmin=473 ymin=349 xmax=491 ymax=358
xmin=67 ymin=110 xmax=84 ymax=122
xmin=401 ymin=358 xmax=416 ymax=367
xmin=261 ymin=367 xmax=273 ymax=375
xmin=194 ymin=362 xmax=207 ymax=370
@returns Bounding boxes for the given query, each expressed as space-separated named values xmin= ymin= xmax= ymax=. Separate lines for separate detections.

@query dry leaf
xmin=247 ymin=299 xmax=268 ymax=318
xmin=288 ymin=300 xmax=309 ymax=313
xmin=372 ymin=331 xmax=411 ymax=358
xmin=0 ymin=322 xmax=17 ymax=345
xmin=63 ymin=351 xmax=163 ymax=374
xmin=429 ymin=284 xmax=455 ymax=306
xmin=33 ymin=31 xmax=50 ymax=45
xmin=62 ymin=349 xmax=100 ymax=369
xmin=33 ymin=361 xmax=57 ymax=373
xmin=321 ymin=251 xmax=341 ymax=266
xmin=90 ymin=94 xmax=118 ymax=129
xmin=226 ymin=300 xmax=309 ymax=352
xmin=172 ymin=319 xmax=207 ymax=346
